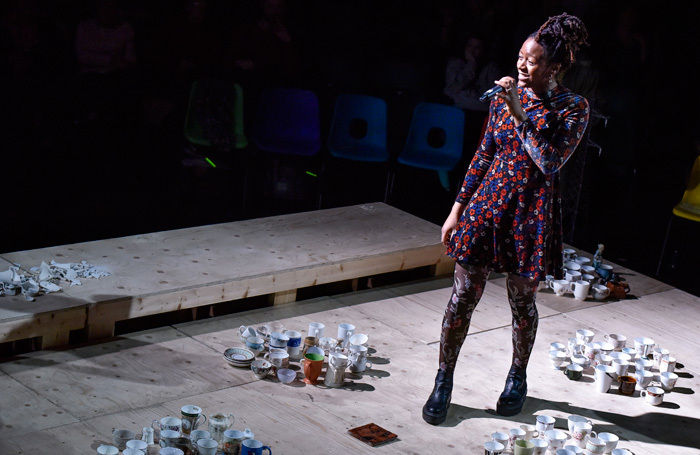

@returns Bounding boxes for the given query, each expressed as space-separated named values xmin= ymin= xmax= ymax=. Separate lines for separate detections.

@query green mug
xmin=514 ymin=439 xmax=535 ymax=455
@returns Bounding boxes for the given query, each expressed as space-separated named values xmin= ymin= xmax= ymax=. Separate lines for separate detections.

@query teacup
xmin=571 ymin=354 xmax=590 ymax=370
xmin=563 ymin=248 xmax=577 ymax=260
xmin=126 ymin=440 xmax=148 ymax=452
xmin=617 ymin=375 xmax=636 ymax=396
xmin=484 ymin=441 xmax=505 ymax=455
xmin=611 ymin=449 xmax=634 ymax=455
xmin=492 ymin=432 xmax=509 ymax=448
xmin=563 ymin=445 xmax=583 ymax=454
xmin=97 ymin=445 xmax=119 ymax=455
xmin=189 ymin=429 xmax=211 ymax=443
xmin=612 ymin=358 xmax=629 ymax=378
xmin=240 ymin=439 xmax=272 ymax=455
xmin=543 ymin=430 xmax=569 ymax=452
xmin=567 ymin=415 xmax=592 ymax=434
xmin=223 ymin=429 xmax=247 ymax=455
xmin=635 ymin=358 xmax=654 ymax=371
xmin=564 ymin=364 xmax=583 ymax=380
xmin=152 ymin=417 xmax=181 ymax=433
xmin=269 ymin=331 xmax=289 ymax=349
xmin=564 ymin=260 xmax=582 ymax=271
xmin=594 ymin=353 xmax=613 ymax=367
xmin=566 ymin=270 xmax=582 ymax=283
xmin=576 ymin=329 xmax=595 ymax=343
xmin=550 ymin=342 xmax=567 ymax=352
xmin=621 ymin=347 xmax=637 ymax=360
xmin=551 ymin=280 xmax=570 ymax=296
xmin=590 ymin=284 xmax=610 ymax=300
xmin=575 ymin=256 xmax=591 ymax=265
xmin=633 ymin=337 xmax=655 ymax=359
xmin=572 ymin=421 xmax=596 ymax=448
xmin=530 ymin=438 xmax=548 ymax=455
xmin=514 ymin=439 xmax=535 ymax=455
xmin=123 ymin=449 xmax=144 ymax=455
xmin=634 ymin=369 xmax=654 ymax=389
xmin=264 ymin=350 xmax=290 ymax=371
xmin=652 ymin=347 xmax=670 ymax=366
xmin=245 ymin=336 xmax=265 ymax=351
xmin=197 ymin=438 xmax=219 ymax=455
xmin=570 ymin=280 xmax=590 ymax=300
xmin=308 ymin=322 xmax=325 ymax=339
xmin=520 ymin=424 xmax=539 ymax=440
xmin=535 ymin=415 xmax=556 ymax=434
xmin=597 ymin=432 xmax=619 ymax=453
xmin=549 ymin=350 xmax=567 ymax=369
xmin=159 ymin=437 xmax=192 ymax=453
xmin=595 ymin=264 xmax=613 ymax=281
xmin=659 ymin=371 xmax=679 ymax=391
xmin=112 ymin=429 xmax=136 ymax=450
xmin=641 ymin=386 xmax=665 ymax=405
xmin=604 ymin=333 xmax=626 ymax=350
xmin=250 ymin=359 xmax=272 ymax=379
xmin=509 ymin=428 xmax=527 ymax=449
xmin=660 ymin=355 xmax=677 ymax=373
xmin=585 ymin=437 xmax=606 ymax=454
xmin=159 ymin=448 xmax=184 ymax=455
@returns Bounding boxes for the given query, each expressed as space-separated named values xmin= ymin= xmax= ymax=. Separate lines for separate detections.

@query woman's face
xmin=516 ymin=37 xmax=558 ymax=92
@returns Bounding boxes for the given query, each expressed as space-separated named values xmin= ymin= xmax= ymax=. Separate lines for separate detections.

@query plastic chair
xmin=251 ymin=87 xmax=322 ymax=209
xmin=395 ymin=102 xmax=465 ymax=192
xmin=252 ymin=87 xmax=321 ymax=157
xmin=184 ymin=79 xmax=247 ymax=151
xmin=657 ymin=155 xmax=700 ymax=275
xmin=328 ymin=94 xmax=389 ymax=162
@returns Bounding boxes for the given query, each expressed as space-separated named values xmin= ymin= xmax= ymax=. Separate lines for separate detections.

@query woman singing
xmin=423 ymin=13 xmax=590 ymax=424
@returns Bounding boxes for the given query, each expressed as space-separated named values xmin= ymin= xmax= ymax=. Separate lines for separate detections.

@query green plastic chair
xmin=184 ymin=79 xmax=248 ymax=150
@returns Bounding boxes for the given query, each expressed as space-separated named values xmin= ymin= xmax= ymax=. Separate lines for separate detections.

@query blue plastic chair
xmin=397 ymin=102 xmax=465 ymax=191
xmin=252 ymin=87 xmax=321 ymax=157
xmin=328 ymin=94 xmax=389 ymax=162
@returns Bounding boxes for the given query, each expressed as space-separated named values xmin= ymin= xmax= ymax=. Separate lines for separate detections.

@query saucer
xmin=223 ymin=347 xmax=255 ymax=367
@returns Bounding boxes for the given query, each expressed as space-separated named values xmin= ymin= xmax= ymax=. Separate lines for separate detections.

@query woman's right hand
xmin=441 ymin=202 xmax=466 ymax=247
xmin=441 ymin=214 xmax=458 ymax=247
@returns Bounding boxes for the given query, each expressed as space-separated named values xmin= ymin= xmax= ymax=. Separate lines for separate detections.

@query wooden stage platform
xmin=0 ymin=205 xmax=698 ymax=454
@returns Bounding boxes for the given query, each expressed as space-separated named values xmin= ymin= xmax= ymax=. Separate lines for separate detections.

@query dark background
xmin=2 ymin=0 xmax=699 ymax=297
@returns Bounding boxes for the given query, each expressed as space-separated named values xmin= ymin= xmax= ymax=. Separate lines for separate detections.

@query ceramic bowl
xmin=277 ymin=368 xmax=296 ymax=384
xmin=251 ymin=359 xmax=272 ymax=379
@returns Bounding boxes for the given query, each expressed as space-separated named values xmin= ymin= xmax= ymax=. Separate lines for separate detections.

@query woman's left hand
xmin=494 ymin=77 xmax=527 ymax=124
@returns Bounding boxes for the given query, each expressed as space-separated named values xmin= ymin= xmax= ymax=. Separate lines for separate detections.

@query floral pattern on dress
xmin=446 ymin=85 xmax=589 ymax=282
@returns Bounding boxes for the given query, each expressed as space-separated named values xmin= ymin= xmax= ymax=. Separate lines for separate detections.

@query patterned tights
xmin=438 ymin=262 xmax=540 ymax=373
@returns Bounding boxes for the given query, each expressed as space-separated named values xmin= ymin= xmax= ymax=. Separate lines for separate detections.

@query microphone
xmin=479 ymin=85 xmax=503 ymax=102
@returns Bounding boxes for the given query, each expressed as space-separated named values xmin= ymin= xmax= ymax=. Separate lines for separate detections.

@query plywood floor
xmin=0 ymin=265 xmax=697 ymax=455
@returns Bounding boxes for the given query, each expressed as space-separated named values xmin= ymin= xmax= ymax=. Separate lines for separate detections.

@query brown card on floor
xmin=348 ymin=422 xmax=398 ymax=447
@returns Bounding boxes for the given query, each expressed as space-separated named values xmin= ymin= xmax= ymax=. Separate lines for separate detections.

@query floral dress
xmin=445 ymin=85 xmax=589 ymax=282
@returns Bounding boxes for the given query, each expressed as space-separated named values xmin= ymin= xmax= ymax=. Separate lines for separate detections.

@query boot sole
xmin=495 ymin=397 xmax=525 ymax=416
xmin=422 ymin=405 xmax=448 ymax=425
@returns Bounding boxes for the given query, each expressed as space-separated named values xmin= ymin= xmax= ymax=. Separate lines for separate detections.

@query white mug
xmin=572 ymin=421 xmax=596 ymax=448
xmin=570 ymin=280 xmax=590 ymax=300
xmin=660 ymin=355 xmax=677 ymax=373
xmin=576 ymin=329 xmax=595 ymax=343
xmin=543 ymin=430 xmax=569 ymax=452
xmin=640 ymin=386 xmax=665 ymax=405
xmin=634 ymin=369 xmax=654 ymax=389
xmin=337 ymin=323 xmax=355 ymax=348
xmin=529 ymin=438 xmax=548 ymax=455
xmin=535 ymin=415 xmax=556 ymax=433
xmin=520 ymin=424 xmax=539 ymax=440
xmin=597 ymin=432 xmax=619 ymax=454
xmin=567 ymin=415 xmax=591 ymax=434
xmin=551 ymin=280 xmax=570 ymax=296
xmin=659 ymin=371 xmax=678 ymax=391
xmin=594 ymin=364 xmax=616 ymax=393
xmin=604 ymin=333 xmax=626 ymax=350
xmin=308 ymin=322 xmax=325 ymax=339
xmin=633 ymin=336 xmax=655 ymax=358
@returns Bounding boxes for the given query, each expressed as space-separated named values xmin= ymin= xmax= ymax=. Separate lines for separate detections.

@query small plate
xmin=223 ymin=347 xmax=255 ymax=362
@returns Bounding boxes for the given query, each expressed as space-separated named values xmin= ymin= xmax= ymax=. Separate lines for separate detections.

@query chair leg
xmin=656 ymin=216 xmax=674 ymax=276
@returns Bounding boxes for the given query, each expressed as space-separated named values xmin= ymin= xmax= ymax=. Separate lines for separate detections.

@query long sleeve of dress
xmin=454 ymin=102 xmax=498 ymax=204
xmin=515 ymin=96 xmax=589 ymax=175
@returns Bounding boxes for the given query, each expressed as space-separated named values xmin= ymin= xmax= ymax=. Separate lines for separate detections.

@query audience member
xmin=72 ymin=0 xmax=138 ymax=129
xmin=228 ymin=0 xmax=302 ymax=90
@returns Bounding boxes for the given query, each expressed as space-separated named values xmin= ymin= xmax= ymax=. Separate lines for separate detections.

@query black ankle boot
xmin=422 ymin=369 xmax=454 ymax=425
xmin=496 ymin=364 xmax=527 ymax=416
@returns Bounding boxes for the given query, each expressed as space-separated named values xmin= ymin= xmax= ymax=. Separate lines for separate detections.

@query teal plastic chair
xmin=328 ymin=94 xmax=389 ymax=162
xmin=397 ymin=102 xmax=465 ymax=191
xmin=184 ymin=79 xmax=247 ymax=151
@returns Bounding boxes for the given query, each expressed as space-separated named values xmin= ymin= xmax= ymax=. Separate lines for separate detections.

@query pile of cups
xmin=242 ymin=321 xmax=373 ymax=388
xmin=550 ymin=329 xmax=679 ymax=405
xmin=484 ymin=414 xmax=624 ymax=455
xmin=99 ymin=405 xmax=271 ymax=455
xmin=544 ymin=248 xmax=618 ymax=301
